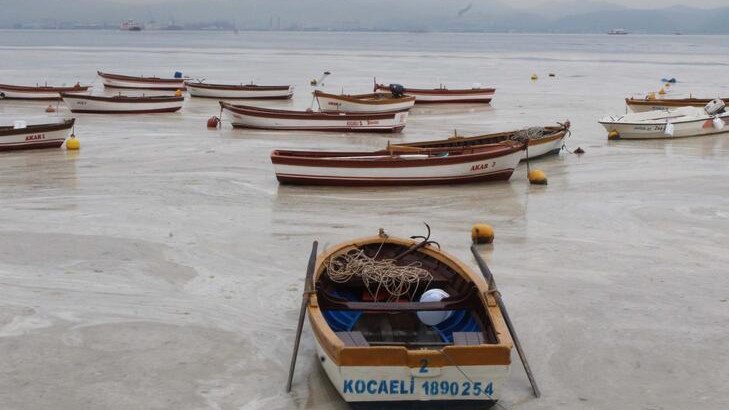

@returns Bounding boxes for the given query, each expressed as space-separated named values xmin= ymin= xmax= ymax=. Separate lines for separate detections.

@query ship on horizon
xmin=120 ymin=20 xmax=143 ymax=31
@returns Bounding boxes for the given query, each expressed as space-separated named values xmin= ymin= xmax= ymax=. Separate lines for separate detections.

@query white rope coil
xmin=325 ymin=248 xmax=433 ymax=302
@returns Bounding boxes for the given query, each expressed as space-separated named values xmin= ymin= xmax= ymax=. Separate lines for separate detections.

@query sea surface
xmin=1 ymin=30 xmax=728 ymax=410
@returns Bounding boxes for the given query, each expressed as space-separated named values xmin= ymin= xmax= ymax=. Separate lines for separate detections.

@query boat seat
xmin=323 ymin=290 xmax=362 ymax=332
xmin=453 ymin=331 xmax=484 ymax=345
xmin=336 ymin=331 xmax=370 ymax=347
xmin=434 ymin=309 xmax=481 ymax=343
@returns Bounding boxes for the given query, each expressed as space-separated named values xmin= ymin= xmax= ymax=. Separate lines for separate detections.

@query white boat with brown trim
xmin=97 ymin=71 xmax=186 ymax=90
xmin=186 ymin=81 xmax=293 ymax=99
xmin=220 ymin=102 xmax=408 ymax=133
xmin=306 ymin=234 xmax=513 ymax=409
xmin=394 ymin=123 xmax=570 ymax=161
xmin=61 ymin=93 xmax=184 ymax=114
xmin=314 ymin=90 xmax=415 ymax=113
xmin=374 ymin=82 xmax=495 ymax=104
xmin=0 ymin=83 xmax=91 ymax=100
xmin=0 ymin=118 xmax=75 ymax=151
xmin=626 ymin=96 xmax=729 ymax=112
xmin=599 ymin=99 xmax=729 ymax=139
xmin=270 ymin=142 xmax=524 ymax=186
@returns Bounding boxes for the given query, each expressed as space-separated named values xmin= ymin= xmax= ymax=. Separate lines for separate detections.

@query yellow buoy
xmin=658 ymin=87 xmax=666 ymax=95
xmin=528 ymin=169 xmax=547 ymax=185
xmin=665 ymin=83 xmax=671 ymax=88
xmin=471 ymin=224 xmax=494 ymax=244
xmin=174 ymin=89 xmax=183 ymax=97
xmin=531 ymin=74 xmax=538 ymax=81
xmin=647 ymin=92 xmax=656 ymax=100
xmin=66 ymin=135 xmax=80 ymax=150
xmin=608 ymin=130 xmax=620 ymax=140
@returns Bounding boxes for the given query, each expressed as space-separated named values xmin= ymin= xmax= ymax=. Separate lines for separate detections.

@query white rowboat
xmin=599 ymin=102 xmax=729 ymax=139
xmin=314 ymin=90 xmax=415 ymax=113
xmin=0 ymin=119 xmax=75 ymax=151
xmin=61 ymin=94 xmax=184 ymax=114
xmin=186 ymin=82 xmax=293 ymax=99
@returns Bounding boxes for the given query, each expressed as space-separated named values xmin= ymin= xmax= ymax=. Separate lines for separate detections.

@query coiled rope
xmin=325 ymin=247 xmax=433 ymax=302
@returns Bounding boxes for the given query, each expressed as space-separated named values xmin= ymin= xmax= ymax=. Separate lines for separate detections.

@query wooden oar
xmin=470 ymin=245 xmax=541 ymax=398
xmin=285 ymin=240 xmax=319 ymax=393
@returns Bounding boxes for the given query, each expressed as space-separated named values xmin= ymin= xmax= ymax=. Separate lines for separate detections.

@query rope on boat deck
xmin=325 ymin=246 xmax=433 ymax=302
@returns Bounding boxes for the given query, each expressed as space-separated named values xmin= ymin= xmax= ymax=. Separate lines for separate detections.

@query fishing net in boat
xmin=512 ymin=127 xmax=546 ymax=142
xmin=325 ymin=249 xmax=433 ymax=302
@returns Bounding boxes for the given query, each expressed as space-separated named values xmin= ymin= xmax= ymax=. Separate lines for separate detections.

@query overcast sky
xmin=106 ymin=0 xmax=729 ymax=7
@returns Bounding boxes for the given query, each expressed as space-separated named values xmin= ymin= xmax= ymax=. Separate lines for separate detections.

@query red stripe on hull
xmin=0 ymin=140 xmax=65 ymax=151
xmin=414 ymin=98 xmax=493 ymax=104
xmin=191 ymin=94 xmax=293 ymax=100
xmin=68 ymin=107 xmax=182 ymax=114
xmin=0 ymin=96 xmax=63 ymax=101
xmin=275 ymin=169 xmax=514 ymax=186
xmin=232 ymin=124 xmax=404 ymax=133
xmin=102 ymin=85 xmax=186 ymax=91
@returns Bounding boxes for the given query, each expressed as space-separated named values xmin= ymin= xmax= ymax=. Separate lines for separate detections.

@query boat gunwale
xmin=314 ymin=90 xmax=416 ymax=105
xmin=307 ymin=235 xmax=513 ymax=368
xmin=221 ymin=102 xmax=405 ymax=120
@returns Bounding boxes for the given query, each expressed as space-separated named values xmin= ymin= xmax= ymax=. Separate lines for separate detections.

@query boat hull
xmin=272 ymin=148 xmax=522 ymax=186
xmin=313 ymin=338 xmax=506 ymax=409
xmin=187 ymin=83 xmax=293 ymax=99
xmin=0 ymin=120 xmax=74 ymax=151
xmin=522 ymin=133 xmax=565 ymax=160
xmin=61 ymin=95 xmax=184 ymax=114
xmin=98 ymin=72 xmax=185 ymax=90
xmin=626 ymin=98 xmax=729 ymax=113
xmin=316 ymin=92 xmax=415 ymax=113
xmin=222 ymin=104 xmax=408 ymax=133
xmin=375 ymin=85 xmax=494 ymax=104
xmin=599 ymin=115 xmax=729 ymax=139
xmin=0 ymin=85 xmax=90 ymax=100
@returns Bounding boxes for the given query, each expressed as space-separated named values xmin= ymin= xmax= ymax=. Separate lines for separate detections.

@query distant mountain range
xmin=1 ymin=0 xmax=728 ymax=34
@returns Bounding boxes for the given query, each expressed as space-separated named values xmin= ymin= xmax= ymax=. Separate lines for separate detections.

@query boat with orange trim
xmin=305 ymin=234 xmax=513 ymax=409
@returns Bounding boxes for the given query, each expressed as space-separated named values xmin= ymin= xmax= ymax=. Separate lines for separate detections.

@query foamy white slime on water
xmin=1 ymin=30 xmax=729 ymax=410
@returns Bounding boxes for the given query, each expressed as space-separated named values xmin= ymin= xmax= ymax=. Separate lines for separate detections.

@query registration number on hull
xmin=343 ymin=376 xmax=494 ymax=398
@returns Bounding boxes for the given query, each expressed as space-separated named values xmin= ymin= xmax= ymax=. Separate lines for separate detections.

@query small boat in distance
xmin=61 ymin=93 xmax=184 ymax=114
xmin=374 ymin=81 xmax=495 ymax=104
xmin=98 ymin=71 xmax=186 ymax=90
xmin=599 ymin=99 xmax=729 ymax=139
xmin=120 ymin=20 xmax=143 ymax=31
xmin=314 ymin=90 xmax=415 ymax=113
xmin=186 ymin=81 xmax=293 ymax=99
xmin=607 ymin=28 xmax=628 ymax=35
xmin=394 ymin=123 xmax=570 ymax=161
xmin=0 ymin=118 xmax=75 ymax=151
xmin=626 ymin=96 xmax=729 ymax=112
xmin=220 ymin=102 xmax=408 ymax=133
xmin=0 ymin=83 xmax=91 ymax=100
xmin=270 ymin=142 xmax=523 ymax=186
xmin=302 ymin=234 xmax=513 ymax=408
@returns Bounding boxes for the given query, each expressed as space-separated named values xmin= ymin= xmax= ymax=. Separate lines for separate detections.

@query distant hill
xmin=1 ymin=0 xmax=728 ymax=34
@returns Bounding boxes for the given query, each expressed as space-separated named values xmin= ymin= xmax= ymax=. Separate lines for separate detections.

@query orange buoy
xmin=206 ymin=116 xmax=220 ymax=128
xmin=45 ymin=105 xmax=56 ymax=113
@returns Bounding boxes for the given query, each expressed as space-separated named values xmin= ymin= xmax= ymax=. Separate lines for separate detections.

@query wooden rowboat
xmin=220 ymin=102 xmax=408 ymax=133
xmin=305 ymin=234 xmax=513 ymax=408
xmin=186 ymin=82 xmax=293 ymax=99
xmin=61 ymin=93 xmax=184 ymax=114
xmin=97 ymin=71 xmax=186 ymax=90
xmin=0 ymin=119 xmax=75 ymax=151
xmin=270 ymin=142 xmax=524 ymax=186
xmin=0 ymin=83 xmax=91 ymax=100
xmin=394 ymin=123 xmax=570 ymax=161
xmin=374 ymin=82 xmax=495 ymax=104
xmin=314 ymin=90 xmax=415 ymax=113
xmin=626 ymin=97 xmax=729 ymax=112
